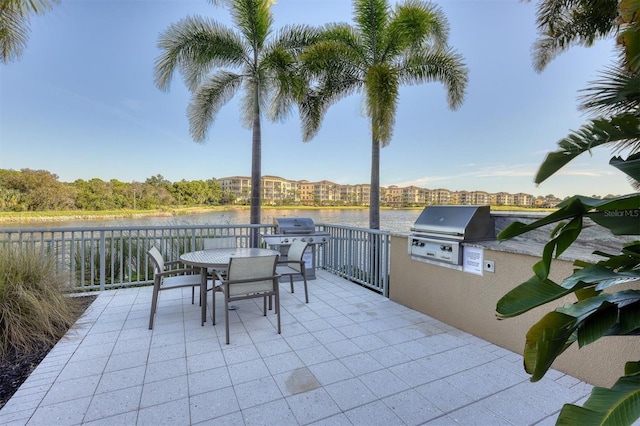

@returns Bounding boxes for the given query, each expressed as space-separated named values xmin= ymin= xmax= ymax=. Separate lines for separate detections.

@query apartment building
xmin=217 ymin=176 xmax=545 ymax=207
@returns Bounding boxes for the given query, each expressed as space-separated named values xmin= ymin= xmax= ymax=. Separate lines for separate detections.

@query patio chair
xmin=203 ymin=236 xmax=237 ymax=276
xmin=203 ymin=236 xmax=237 ymax=299
xmin=147 ymin=246 xmax=203 ymax=330
xmin=203 ymin=236 xmax=237 ymax=250
xmin=213 ymin=254 xmax=281 ymax=344
xmin=276 ymin=239 xmax=309 ymax=303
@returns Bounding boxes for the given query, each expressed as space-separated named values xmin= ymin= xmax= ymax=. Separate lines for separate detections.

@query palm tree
xmin=299 ymin=0 xmax=468 ymax=229
xmin=0 ymin=0 xmax=59 ymax=63
xmin=154 ymin=0 xmax=316 ymax=246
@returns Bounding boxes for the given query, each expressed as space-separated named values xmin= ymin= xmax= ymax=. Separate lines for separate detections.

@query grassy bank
xmin=0 ymin=206 xmax=236 ymax=223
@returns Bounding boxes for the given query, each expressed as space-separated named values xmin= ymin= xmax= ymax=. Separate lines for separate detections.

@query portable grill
xmin=408 ymin=205 xmax=495 ymax=266
xmin=261 ymin=217 xmax=330 ymax=280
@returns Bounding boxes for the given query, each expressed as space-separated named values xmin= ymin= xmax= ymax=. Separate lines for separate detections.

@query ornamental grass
xmin=0 ymin=245 xmax=82 ymax=361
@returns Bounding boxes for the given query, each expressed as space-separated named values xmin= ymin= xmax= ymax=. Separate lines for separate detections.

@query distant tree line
xmin=0 ymin=169 xmax=224 ymax=212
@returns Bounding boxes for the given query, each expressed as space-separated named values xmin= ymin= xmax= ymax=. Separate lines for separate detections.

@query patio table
xmin=180 ymin=248 xmax=280 ymax=325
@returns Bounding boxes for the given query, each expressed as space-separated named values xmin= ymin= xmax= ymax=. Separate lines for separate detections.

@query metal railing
xmin=0 ymin=223 xmax=390 ymax=296
xmin=317 ymin=224 xmax=390 ymax=296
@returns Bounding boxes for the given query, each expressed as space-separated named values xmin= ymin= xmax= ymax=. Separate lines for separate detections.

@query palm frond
xmin=154 ymin=15 xmax=246 ymax=93
xmin=400 ymin=48 xmax=468 ymax=110
xmin=231 ymin=0 xmax=273 ymax=51
xmin=0 ymin=2 xmax=28 ymax=63
xmin=366 ymin=63 xmax=398 ymax=145
xmin=533 ymin=0 xmax=618 ymax=72
xmin=299 ymin=71 xmax=361 ymax=142
xmin=187 ymin=71 xmax=243 ymax=142
xmin=354 ymin=0 xmax=389 ymax=62
xmin=0 ymin=0 xmax=58 ymax=63
xmin=579 ymin=67 xmax=640 ymax=116
xmin=262 ymin=24 xmax=323 ymax=122
xmin=385 ymin=0 xmax=448 ymax=56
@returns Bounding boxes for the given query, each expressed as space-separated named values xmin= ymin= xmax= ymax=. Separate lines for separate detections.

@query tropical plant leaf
xmin=554 ymin=216 xmax=583 ymax=257
xmin=626 ymin=361 xmax=640 ymax=376
xmin=498 ymin=194 xmax=640 ymax=241
xmin=592 ymin=242 xmax=640 ymax=271
xmin=556 ymin=291 xmax=640 ymax=319
xmin=575 ymin=287 xmax=602 ymax=301
xmin=560 ymin=264 xmax=640 ymax=290
xmin=557 ymin=373 xmax=640 ymax=425
xmin=610 ymin=153 xmax=640 ymax=182
xmin=497 ymin=198 xmax=589 ymax=240
xmin=496 ymin=276 xmax=573 ymax=318
xmin=532 ymin=218 xmax=582 ymax=280
xmin=589 ymin=211 xmax=640 ymax=235
xmin=619 ymin=301 xmax=640 ymax=334
xmin=524 ymin=311 xmax=577 ymax=380
xmin=577 ymin=301 xmax=617 ymax=347
xmin=524 ymin=292 xmax=640 ymax=379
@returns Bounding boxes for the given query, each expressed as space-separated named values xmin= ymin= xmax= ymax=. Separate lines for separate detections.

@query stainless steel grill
xmin=262 ymin=217 xmax=330 ymax=246
xmin=261 ymin=217 xmax=330 ymax=280
xmin=408 ymin=205 xmax=495 ymax=266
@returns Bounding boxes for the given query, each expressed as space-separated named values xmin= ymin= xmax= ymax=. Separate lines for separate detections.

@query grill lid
xmin=273 ymin=217 xmax=315 ymax=234
xmin=411 ymin=205 xmax=495 ymax=241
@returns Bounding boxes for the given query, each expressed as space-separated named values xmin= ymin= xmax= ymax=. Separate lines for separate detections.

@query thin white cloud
xmin=122 ymin=98 xmax=143 ymax=111
xmin=390 ymin=163 xmax=615 ymax=188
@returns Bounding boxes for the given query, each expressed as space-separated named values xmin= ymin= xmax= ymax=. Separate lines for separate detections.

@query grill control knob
xmin=283 ymin=238 xmax=289 ymax=244
xmin=308 ymin=237 xmax=314 ymax=242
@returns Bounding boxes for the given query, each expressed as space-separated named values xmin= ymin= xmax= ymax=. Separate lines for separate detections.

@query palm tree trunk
xmin=369 ymin=117 xmax=382 ymax=290
xmin=250 ymin=87 xmax=261 ymax=248
xmin=369 ymin=122 xmax=380 ymax=230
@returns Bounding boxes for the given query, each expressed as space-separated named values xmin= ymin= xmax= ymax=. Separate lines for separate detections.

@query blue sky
xmin=0 ymin=0 xmax=633 ymax=198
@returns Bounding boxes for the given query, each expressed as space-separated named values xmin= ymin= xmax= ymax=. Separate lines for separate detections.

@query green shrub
xmin=0 ymin=245 xmax=82 ymax=361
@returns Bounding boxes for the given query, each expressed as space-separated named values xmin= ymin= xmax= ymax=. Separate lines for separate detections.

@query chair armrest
xmin=215 ymin=272 xmax=281 ymax=284
xmin=277 ymin=260 xmax=305 ymax=266
xmin=156 ymin=267 xmax=198 ymax=277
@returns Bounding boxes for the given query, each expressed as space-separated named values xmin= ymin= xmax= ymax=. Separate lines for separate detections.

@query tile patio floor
xmin=0 ymin=270 xmax=593 ymax=425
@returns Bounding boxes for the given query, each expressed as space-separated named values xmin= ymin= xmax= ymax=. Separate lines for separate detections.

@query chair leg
xmin=212 ymin=287 xmax=216 ymax=325
xmin=275 ymin=286 xmax=281 ymax=335
xmin=149 ymin=282 xmax=160 ymax=330
xmin=290 ymin=276 xmax=295 ymax=294
xmin=225 ymin=291 xmax=230 ymax=345
xmin=301 ymin=269 xmax=309 ymax=303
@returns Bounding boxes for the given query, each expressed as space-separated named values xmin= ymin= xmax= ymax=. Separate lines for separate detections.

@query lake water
xmin=1 ymin=209 xmax=421 ymax=234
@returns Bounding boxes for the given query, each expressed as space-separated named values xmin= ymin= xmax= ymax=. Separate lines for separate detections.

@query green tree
xmin=110 ymin=179 xmax=131 ymax=209
xmin=0 ymin=0 xmax=59 ymax=63
xmin=497 ymin=1 xmax=640 ymax=424
xmin=205 ymin=178 xmax=223 ymax=204
xmin=299 ymin=0 xmax=467 ymax=229
xmin=1 ymin=168 xmax=73 ymax=211
xmin=154 ymin=0 xmax=317 ymax=246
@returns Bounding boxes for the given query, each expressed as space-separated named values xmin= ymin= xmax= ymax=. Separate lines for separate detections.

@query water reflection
xmin=2 ymin=209 xmax=421 ymax=234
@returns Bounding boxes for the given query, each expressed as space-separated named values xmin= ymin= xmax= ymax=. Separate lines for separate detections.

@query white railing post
xmin=99 ymin=230 xmax=106 ymax=291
